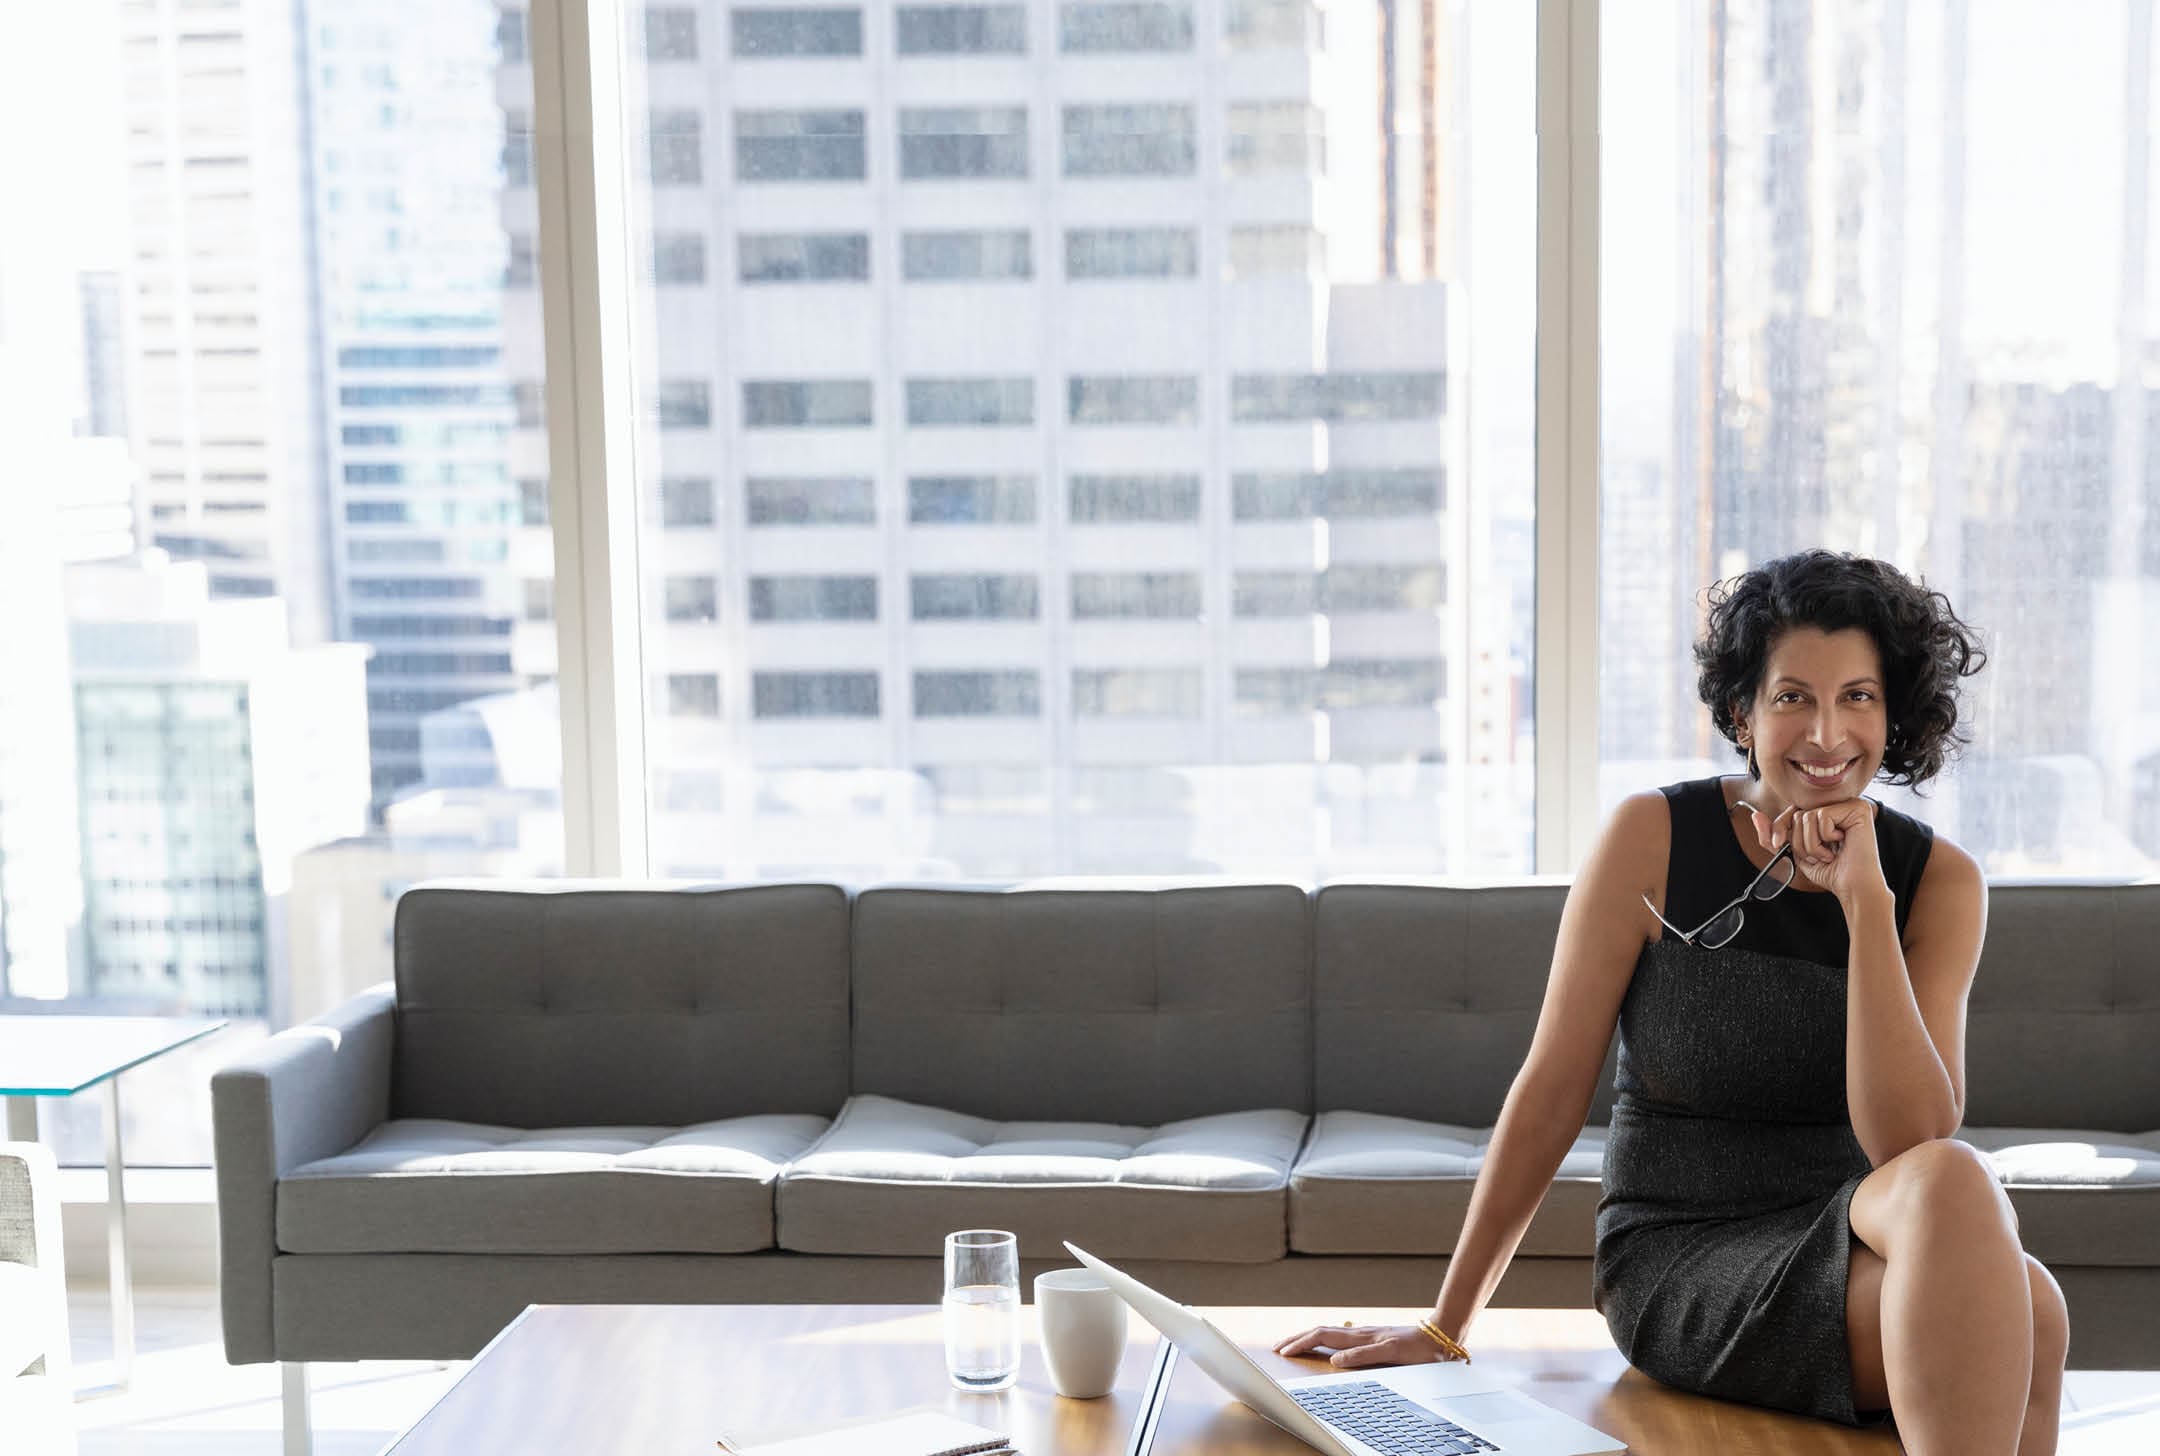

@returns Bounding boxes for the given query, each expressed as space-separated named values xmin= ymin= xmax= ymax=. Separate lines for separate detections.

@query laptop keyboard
xmin=1290 ymin=1380 xmax=1503 ymax=1455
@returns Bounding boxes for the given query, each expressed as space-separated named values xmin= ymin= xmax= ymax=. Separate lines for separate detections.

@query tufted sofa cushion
xmin=1288 ymin=1111 xmax=1607 ymax=1256
xmin=849 ymin=884 xmax=1312 ymax=1126
xmin=777 ymin=1093 xmax=1308 ymax=1262
xmin=1311 ymin=884 xmax=1621 ymax=1129
xmin=391 ymin=882 xmax=851 ymax=1128
xmin=278 ymin=1115 xmax=828 ymax=1254
xmin=1962 ymin=884 xmax=2160 ymax=1131
xmin=1960 ymin=1126 xmax=2160 ymax=1266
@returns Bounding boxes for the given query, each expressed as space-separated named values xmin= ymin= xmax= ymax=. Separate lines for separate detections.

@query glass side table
xmin=0 ymin=1014 xmax=226 ymax=1395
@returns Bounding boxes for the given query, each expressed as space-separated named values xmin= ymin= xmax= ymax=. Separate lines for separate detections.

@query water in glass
xmin=942 ymin=1282 xmax=1022 ymax=1391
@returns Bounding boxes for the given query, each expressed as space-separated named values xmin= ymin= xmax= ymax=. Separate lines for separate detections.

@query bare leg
xmin=1847 ymin=1240 xmax=2068 ymax=1455
xmin=2018 ymin=1255 xmax=2068 ymax=1456
xmin=1844 ymin=1243 xmax=1890 ymax=1413
xmin=1846 ymin=1139 xmax=2031 ymax=1456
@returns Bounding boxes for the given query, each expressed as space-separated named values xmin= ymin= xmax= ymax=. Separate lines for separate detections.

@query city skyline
xmin=7 ymin=0 xmax=2157 ymax=1056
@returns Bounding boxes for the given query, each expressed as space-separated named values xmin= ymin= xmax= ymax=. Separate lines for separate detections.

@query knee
xmin=1886 ymin=1138 xmax=2017 ymax=1237
xmin=2025 ymin=1254 xmax=2070 ymax=1374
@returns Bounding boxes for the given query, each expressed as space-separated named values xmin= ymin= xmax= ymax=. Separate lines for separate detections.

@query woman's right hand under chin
xmin=1271 ymin=1322 xmax=1456 ymax=1369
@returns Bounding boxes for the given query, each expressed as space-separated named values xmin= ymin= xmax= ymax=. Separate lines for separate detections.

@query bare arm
xmin=1841 ymin=838 xmax=1983 ymax=1164
xmin=1761 ymin=798 xmax=1982 ymax=1166
xmin=1276 ymin=791 xmax=1665 ymax=1367
xmin=1426 ymin=791 xmax=1665 ymax=1341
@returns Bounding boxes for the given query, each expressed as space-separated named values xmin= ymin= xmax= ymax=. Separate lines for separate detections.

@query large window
xmin=5 ymin=0 xmax=559 ymax=1165
xmin=17 ymin=0 xmax=2155 ymax=1190
xmin=1600 ymin=1 xmax=2160 ymax=875
xmin=623 ymin=0 xmax=1535 ymax=880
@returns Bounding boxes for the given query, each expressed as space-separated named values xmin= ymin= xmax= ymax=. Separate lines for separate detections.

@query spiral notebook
xmin=722 ymin=1409 xmax=1008 ymax=1456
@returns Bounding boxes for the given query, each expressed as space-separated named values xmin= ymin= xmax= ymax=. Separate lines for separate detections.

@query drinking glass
xmin=943 ymin=1229 xmax=1021 ymax=1391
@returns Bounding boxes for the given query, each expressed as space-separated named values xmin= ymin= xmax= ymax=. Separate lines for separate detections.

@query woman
xmin=1277 ymin=551 xmax=2068 ymax=1455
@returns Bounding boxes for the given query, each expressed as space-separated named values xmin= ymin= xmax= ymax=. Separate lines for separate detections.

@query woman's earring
xmin=1744 ymin=739 xmax=1759 ymax=779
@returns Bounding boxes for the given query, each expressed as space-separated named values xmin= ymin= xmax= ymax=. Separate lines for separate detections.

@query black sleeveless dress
xmin=1592 ymin=776 xmax=1934 ymax=1427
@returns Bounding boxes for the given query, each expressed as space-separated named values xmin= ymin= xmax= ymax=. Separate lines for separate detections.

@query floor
xmin=68 ymin=1289 xmax=461 ymax=1455
xmin=57 ymin=1287 xmax=2160 ymax=1454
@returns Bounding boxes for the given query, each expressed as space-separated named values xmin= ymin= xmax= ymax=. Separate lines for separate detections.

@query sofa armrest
xmin=211 ymin=984 xmax=396 ymax=1363
xmin=0 ymin=1141 xmax=68 ymax=1384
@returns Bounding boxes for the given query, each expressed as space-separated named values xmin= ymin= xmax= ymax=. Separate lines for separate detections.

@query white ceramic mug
xmin=1034 ymin=1268 xmax=1128 ymax=1399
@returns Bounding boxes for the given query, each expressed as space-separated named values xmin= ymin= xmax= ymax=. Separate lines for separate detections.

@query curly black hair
xmin=1693 ymin=550 xmax=1986 ymax=789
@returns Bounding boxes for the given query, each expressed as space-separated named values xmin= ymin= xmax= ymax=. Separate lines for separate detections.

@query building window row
xmin=669 ymin=373 xmax=1408 ymax=430
xmin=525 ymin=223 xmax=1323 ymax=287
xmin=655 ymin=468 xmax=1446 ymax=529
xmin=335 ymin=345 xmax=501 ymax=369
xmin=536 ymin=3 xmax=1327 ymax=61
xmin=340 ymin=461 xmax=508 ymax=487
xmin=347 ymin=614 xmax=516 ymax=639
xmin=343 ymin=500 xmax=516 ymax=528
xmin=667 ymin=569 xmax=1444 ymax=624
xmin=661 ymin=656 xmax=1441 ymax=722
xmin=617 ymin=101 xmax=1326 ymax=185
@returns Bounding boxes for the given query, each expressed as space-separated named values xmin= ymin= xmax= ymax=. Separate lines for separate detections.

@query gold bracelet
xmin=1416 ymin=1319 xmax=1472 ymax=1363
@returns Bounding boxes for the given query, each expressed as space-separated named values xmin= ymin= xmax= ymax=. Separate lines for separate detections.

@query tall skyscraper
xmin=308 ymin=0 xmax=534 ymax=809
xmin=67 ymin=554 xmax=370 ymax=1020
xmin=492 ymin=0 xmax=1510 ymax=878
xmin=117 ymin=0 xmax=333 ymax=643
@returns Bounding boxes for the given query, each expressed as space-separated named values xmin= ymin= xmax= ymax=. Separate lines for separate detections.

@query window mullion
xmin=1534 ymin=0 xmax=1602 ymax=874
xmin=532 ymin=0 xmax=650 ymax=878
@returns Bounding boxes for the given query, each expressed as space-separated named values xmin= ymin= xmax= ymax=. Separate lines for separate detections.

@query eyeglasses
xmin=1640 ymin=840 xmax=1796 ymax=950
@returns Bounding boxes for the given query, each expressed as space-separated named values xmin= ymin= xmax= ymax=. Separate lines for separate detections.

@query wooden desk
xmin=386 ymin=1303 xmax=1163 ymax=1455
xmin=1148 ymin=1307 xmax=1901 ymax=1456
xmin=386 ymin=1304 xmax=1904 ymax=1455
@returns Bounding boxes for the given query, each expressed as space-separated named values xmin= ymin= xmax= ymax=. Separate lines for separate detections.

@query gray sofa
xmin=212 ymin=880 xmax=2160 ymax=1373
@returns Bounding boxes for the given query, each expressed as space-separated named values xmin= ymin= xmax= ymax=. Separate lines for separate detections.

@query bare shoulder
xmin=1917 ymin=828 xmax=1982 ymax=888
xmin=1578 ymin=788 xmax=1675 ymax=889
xmin=1518 ymin=790 xmax=1670 ymax=1101
xmin=1909 ymin=829 xmax=1987 ymax=976
xmin=1909 ymin=829 xmax=1986 ymax=934
xmin=1562 ymin=788 xmax=1676 ymax=952
xmin=1607 ymin=787 xmax=1674 ymax=837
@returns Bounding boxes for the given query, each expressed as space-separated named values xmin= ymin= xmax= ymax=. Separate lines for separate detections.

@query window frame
xmin=528 ymin=0 xmax=1602 ymax=878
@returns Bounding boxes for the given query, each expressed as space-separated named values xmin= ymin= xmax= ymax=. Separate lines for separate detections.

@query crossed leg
xmin=1843 ymin=1139 xmax=2070 ymax=1456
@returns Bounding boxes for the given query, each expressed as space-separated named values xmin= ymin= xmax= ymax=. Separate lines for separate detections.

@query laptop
xmin=1063 ymin=1242 xmax=1626 ymax=1456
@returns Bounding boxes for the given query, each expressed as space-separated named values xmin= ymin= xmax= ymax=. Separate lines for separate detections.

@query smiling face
xmin=1734 ymin=626 xmax=1889 ymax=809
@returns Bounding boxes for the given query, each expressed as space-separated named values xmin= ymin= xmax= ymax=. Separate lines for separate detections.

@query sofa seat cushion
xmin=0 ymin=1262 xmax=46 ymax=1380
xmin=1961 ymin=1127 xmax=2160 ymax=1267
xmin=777 ymin=1094 xmax=1307 ymax=1262
xmin=1289 ymin=1112 xmax=1605 ymax=1257
xmin=278 ymin=1115 xmax=829 ymax=1255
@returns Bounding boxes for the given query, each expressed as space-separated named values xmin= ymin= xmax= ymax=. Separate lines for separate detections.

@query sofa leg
xmin=282 ymin=1362 xmax=313 ymax=1456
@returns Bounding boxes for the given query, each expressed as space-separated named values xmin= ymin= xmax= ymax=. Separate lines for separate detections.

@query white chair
xmin=0 ymin=1140 xmax=76 ymax=1453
